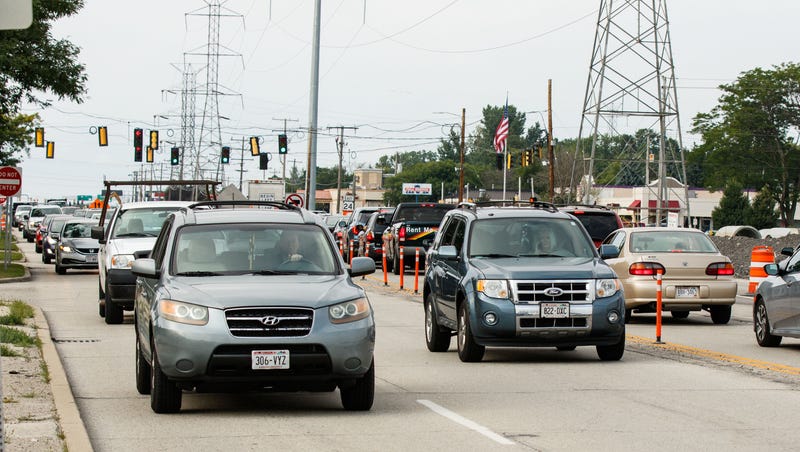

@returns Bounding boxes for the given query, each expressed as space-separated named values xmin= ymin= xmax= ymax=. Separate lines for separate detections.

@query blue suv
xmin=423 ymin=202 xmax=626 ymax=362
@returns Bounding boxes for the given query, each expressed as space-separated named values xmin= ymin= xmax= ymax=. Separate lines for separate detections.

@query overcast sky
xmin=14 ymin=0 xmax=800 ymax=201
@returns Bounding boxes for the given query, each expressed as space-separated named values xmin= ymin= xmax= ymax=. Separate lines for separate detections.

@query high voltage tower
xmin=575 ymin=0 xmax=689 ymax=224
xmin=184 ymin=1 xmax=243 ymax=189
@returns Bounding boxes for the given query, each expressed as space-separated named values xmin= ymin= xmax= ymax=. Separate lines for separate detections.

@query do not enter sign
xmin=0 ymin=166 xmax=22 ymax=197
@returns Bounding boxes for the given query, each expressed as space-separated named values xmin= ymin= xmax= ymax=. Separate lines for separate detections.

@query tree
xmin=0 ymin=0 xmax=88 ymax=165
xmin=745 ymin=189 xmax=779 ymax=229
xmin=711 ymin=181 xmax=750 ymax=229
xmin=690 ymin=62 xmax=800 ymax=225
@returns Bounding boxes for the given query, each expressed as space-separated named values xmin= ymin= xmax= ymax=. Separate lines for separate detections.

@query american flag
xmin=493 ymin=100 xmax=509 ymax=153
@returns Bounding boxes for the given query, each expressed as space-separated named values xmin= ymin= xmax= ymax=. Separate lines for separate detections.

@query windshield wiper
xmin=471 ymin=253 xmax=517 ymax=258
xmin=115 ymin=232 xmax=150 ymax=237
xmin=250 ymin=269 xmax=294 ymax=275
xmin=518 ymin=253 xmax=565 ymax=258
xmin=175 ymin=271 xmax=223 ymax=276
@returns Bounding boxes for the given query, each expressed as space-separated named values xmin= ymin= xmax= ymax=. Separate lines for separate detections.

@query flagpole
xmin=502 ymin=94 xmax=508 ymax=201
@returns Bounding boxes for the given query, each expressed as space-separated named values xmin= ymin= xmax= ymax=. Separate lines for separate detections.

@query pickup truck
xmin=382 ymin=202 xmax=455 ymax=274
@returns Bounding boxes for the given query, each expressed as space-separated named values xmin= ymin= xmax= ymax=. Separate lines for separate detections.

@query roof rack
xmin=188 ymin=200 xmax=300 ymax=211
xmin=556 ymin=203 xmax=610 ymax=211
xmin=471 ymin=200 xmax=558 ymax=212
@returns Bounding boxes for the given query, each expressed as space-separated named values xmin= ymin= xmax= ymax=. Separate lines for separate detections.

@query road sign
xmin=285 ymin=193 xmax=304 ymax=208
xmin=0 ymin=166 xmax=22 ymax=197
xmin=76 ymin=195 xmax=92 ymax=201
xmin=0 ymin=196 xmax=6 ymax=204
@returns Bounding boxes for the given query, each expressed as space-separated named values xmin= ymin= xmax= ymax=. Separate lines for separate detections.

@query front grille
xmin=514 ymin=280 xmax=590 ymax=303
xmin=225 ymin=307 xmax=314 ymax=337
xmin=76 ymin=248 xmax=98 ymax=254
xmin=519 ymin=318 xmax=587 ymax=328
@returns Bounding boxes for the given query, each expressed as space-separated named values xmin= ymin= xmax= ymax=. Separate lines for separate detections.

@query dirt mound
xmin=710 ymin=234 xmax=800 ymax=279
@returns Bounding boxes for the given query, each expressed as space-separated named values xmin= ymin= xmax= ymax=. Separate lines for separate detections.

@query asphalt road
xmin=6 ymin=239 xmax=800 ymax=451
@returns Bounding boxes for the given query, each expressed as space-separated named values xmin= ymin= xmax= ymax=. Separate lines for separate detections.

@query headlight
xmin=596 ymin=279 xmax=621 ymax=299
xmin=47 ymin=237 xmax=57 ymax=245
xmin=111 ymin=254 xmax=135 ymax=269
xmin=329 ymin=298 xmax=371 ymax=324
xmin=476 ymin=280 xmax=509 ymax=299
xmin=158 ymin=299 xmax=208 ymax=325
xmin=59 ymin=244 xmax=72 ymax=253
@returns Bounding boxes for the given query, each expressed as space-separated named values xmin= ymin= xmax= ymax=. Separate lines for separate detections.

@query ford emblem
xmin=260 ymin=316 xmax=280 ymax=326
xmin=544 ymin=287 xmax=563 ymax=297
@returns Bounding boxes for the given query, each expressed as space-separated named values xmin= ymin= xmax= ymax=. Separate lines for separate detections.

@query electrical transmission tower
xmin=575 ymin=0 xmax=689 ymax=225
xmin=185 ymin=1 xmax=243 ymax=192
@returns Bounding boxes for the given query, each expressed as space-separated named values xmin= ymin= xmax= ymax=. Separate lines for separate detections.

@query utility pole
xmin=548 ymin=79 xmax=555 ymax=202
xmin=328 ymin=126 xmax=358 ymax=214
xmin=305 ymin=0 xmax=322 ymax=210
xmin=273 ymin=117 xmax=299 ymax=196
xmin=458 ymin=108 xmax=466 ymax=203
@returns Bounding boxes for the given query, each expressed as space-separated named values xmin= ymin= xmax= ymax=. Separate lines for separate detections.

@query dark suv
xmin=423 ymin=201 xmax=626 ymax=362
xmin=558 ymin=204 xmax=624 ymax=247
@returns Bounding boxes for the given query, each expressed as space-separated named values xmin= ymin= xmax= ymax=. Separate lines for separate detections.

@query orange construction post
xmin=339 ymin=238 xmax=344 ymax=258
xmin=748 ymin=246 xmax=774 ymax=294
xmin=382 ymin=251 xmax=388 ymax=286
xmin=349 ymin=241 xmax=354 ymax=264
xmin=399 ymin=246 xmax=405 ymax=290
xmin=656 ymin=269 xmax=663 ymax=344
xmin=413 ymin=248 xmax=420 ymax=294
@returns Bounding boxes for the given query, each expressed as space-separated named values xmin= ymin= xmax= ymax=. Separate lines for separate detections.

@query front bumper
xmin=152 ymin=307 xmax=375 ymax=389
xmin=58 ymin=251 xmax=99 ymax=269
xmin=468 ymin=291 xmax=625 ymax=347
xmin=623 ymin=278 xmax=737 ymax=309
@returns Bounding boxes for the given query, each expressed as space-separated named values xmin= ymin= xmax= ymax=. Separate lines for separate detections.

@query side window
xmin=150 ymin=218 xmax=173 ymax=268
xmin=436 ymin=216 xmax=458 ymax=249
xmin=611 ymin=231 xmax=626 ymax=251
xmin=451 ymin=219 xmax=466 ymax=252
xmin=785 ymin=249 xmax=800 ymax=274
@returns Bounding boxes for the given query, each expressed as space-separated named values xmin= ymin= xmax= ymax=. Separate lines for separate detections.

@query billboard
xmin=402 ymin=183 xmax=432 ymax=196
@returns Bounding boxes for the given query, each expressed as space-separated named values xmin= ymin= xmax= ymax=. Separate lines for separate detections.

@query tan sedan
xmin=601 ymin=227 xmax=737 ymax=324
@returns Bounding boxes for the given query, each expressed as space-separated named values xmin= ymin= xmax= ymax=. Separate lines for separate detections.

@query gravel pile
xmin=710 ymin=234 xmax=800 ymax=279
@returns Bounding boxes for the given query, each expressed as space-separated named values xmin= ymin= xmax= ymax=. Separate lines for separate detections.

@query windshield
xmin=30 ymin=206 xmax=62 ymax=217
xmin=63 ymin=222 xmax=94 ymax=239
xmin=629 ymin=231 xmax=718 ymax=253
xmin=469 ymin=218 xmax=596 ymax=258
xmin=111 ymin=207 xmax=182 ymax=238
xmin=172 ymin=224 xmax=338 ymax=276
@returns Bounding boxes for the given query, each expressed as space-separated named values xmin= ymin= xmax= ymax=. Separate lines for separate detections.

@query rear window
xmin=393 ymin=205 xmax=453 ymax=223
xmin=30 ymin=206 xmax=62 ymax=217
xmin=630 ymin=231 xmax=717 ymax=253
xmin=569 ymin=212 xmax=620 ymax=241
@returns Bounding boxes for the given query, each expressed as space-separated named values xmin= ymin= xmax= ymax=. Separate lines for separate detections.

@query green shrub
xmin=0 ymin=325 xmax=38 ymax=347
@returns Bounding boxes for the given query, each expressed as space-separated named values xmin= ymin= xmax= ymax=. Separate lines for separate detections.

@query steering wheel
xmin=278 ymin=258 xmax=322 ymax=272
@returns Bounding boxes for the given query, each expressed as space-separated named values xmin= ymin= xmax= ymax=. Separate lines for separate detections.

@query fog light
xmin=344 ymin=357 xmax=362 ymax=370
xmin=607 ymin=311 xmax=620 ymax=324
xmin=484 ymin=312 xmax=498 ymax=326
xmin=175 ymin=359 xmax=194 ymax=372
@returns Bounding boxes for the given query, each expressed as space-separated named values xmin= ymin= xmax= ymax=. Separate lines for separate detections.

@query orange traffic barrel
xmin=748 ymin=245 xmax=774 ymax=294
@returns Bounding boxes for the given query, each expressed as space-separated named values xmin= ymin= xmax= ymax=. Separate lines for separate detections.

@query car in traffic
xmin=558 ymin=204 xmax=624 ymax=248
xmin=131 ymin=200 xmax=376 ymax=413
xmin=93 ymin=201 xmax=193 ymax=324
xmin=753 ymin=246 xmax=800 ymax=346
xmin=23 ymin=205 xmax=62 ymax=242
xmin=601 ymin=227 xmax=737 ymax=323
xmin=55 ymin=218 xmax=100 ymax=274
xmin=357 ymin=209 xmax=394 ymax=263
xmin=11 ymin=203 xmax=32 ymax=229
xmin=41 ymin=215 xmax=72 ymax=264
xmin=423 ymin=201 xmax=626 ymax=362
xmin=340 ymin=207 xmax=392 ymax=262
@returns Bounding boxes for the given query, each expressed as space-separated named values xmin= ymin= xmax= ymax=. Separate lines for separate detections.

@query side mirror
xmin=91 ymin=225 xmax=106 ymax=243
xmin=438 ymin=245 xmax=458 ymax=260
xmin=349 ymin=256 xmax=376 ymax=277
xmin=780 ymin=247 xmax=795 ymax=257
xmin=131 ymin=258 xmax=159 ymax=279
xmin=598 ymin=244 xmax=620 ymax=259
xmin=23 ymin=214 xmax=29 ymax=220
xmin=764 ymin=263 xmax=779 ymax=276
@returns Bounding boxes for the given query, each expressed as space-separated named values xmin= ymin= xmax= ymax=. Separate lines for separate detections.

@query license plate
xmin=676 ymin=286 xmax=699 ymax=298
xmin=251 ymin=350 xmax=290 ymax=370
xmin=86 ymin=255 xmax=97 ymax=263
xmin=541 ymin=303 xmax=569 ymax=318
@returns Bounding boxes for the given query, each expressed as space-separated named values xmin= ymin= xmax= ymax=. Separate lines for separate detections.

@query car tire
xmin=136 ymin=334 xmax=152 ymax=395
xmin=596 ymin=328 xmax=625 ymax=361
xmin=457 ymin=303 xmax=484 ymax=362
xmin=105 ymin=285 xmax=123 ymax=324
xmin=556 ymin=345 xmax=577 ymax=351
xmin=150 ymin=346 xmax=181 ymax=413
xmin=340 ymin=360 xmax=374 ymax=411
xmin=384 ymin=251 xmax=394 ymax=273
xmin=26 ymin=236 xmax=33 ymax=243
xmin=55 ymin=264 xmax=66 ymax=275
xmin=710 ymin=305 xmax=731 ymax=325
xmin=754 ymin=300 xmax=782 ymax=347
xmin=392 ymin=253 xmax=400 ymax=276
xmin=42 ymin=252 xmax=50 ymax=264
xmin=99 ymin=279 xmax=105 ymax=299
xmin=671 ymin=310 xmax=690 ymax=319
xmin=425 ymin=295 xmax=451 ymax=352
xmin=624 ymin=309 xmax=632 ymax=323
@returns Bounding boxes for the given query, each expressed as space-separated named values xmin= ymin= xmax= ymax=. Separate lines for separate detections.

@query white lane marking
xmin=417 ymin=399 xmax=515 ymax=445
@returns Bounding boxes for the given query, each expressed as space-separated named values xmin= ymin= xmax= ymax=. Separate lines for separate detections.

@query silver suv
xmin=131 ymin=201 xmax=377 ymax=413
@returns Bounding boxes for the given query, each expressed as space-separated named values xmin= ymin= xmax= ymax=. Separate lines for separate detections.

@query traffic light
xmin=150 ymin=130 xmax=159 ymax=150
xmin=35 ymin=127 xmax=45 ymax=147
xmin=506 ymin=153 xmax=512 ymax=169
xmin=259 ymin=153 xmax=269 ymax=170
xmin=133 ymin=128 xmax=143 ymax=161
xmin=221 ymin=146 xmax=230 ymax=164
xmin=496 ymin=154 xmax=503 ymax=170
xmin=98 ymin=126 xmax=108 ymax=146
xmin=170 ymin=147 xmax=180 ymax=165
xmin=146 ymin=146 xmax=154 ymax=163
xmin=249 ymin=136 xmax=260 ymax=156
xmin=46 ymin=141 xmax=54 ymax=159
xmin=278 ymin=134 xmax=288 ymax=154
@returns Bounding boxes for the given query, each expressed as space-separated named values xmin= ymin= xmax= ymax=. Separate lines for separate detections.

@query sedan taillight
xmin=629 ymin=262 xmax=666 ymax=276
xmin=706 ymin=262 xmax=735 ymax=276
xmin=367 ymin=232 xmax=374 ymax=242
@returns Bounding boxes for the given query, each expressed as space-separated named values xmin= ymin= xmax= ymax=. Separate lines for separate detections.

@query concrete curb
xmin=0 ymin=263 xmax=31 ymax=284
xmin=34 ymin=307 xmax=94 ymax=452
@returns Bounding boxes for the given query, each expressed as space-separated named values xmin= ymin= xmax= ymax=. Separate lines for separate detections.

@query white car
xmin=92 ymin=201 xmax=193 ymax=324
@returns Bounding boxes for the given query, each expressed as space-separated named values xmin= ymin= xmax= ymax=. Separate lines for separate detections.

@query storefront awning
xmin=627 ymin=200 xmax=680 ymax=211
